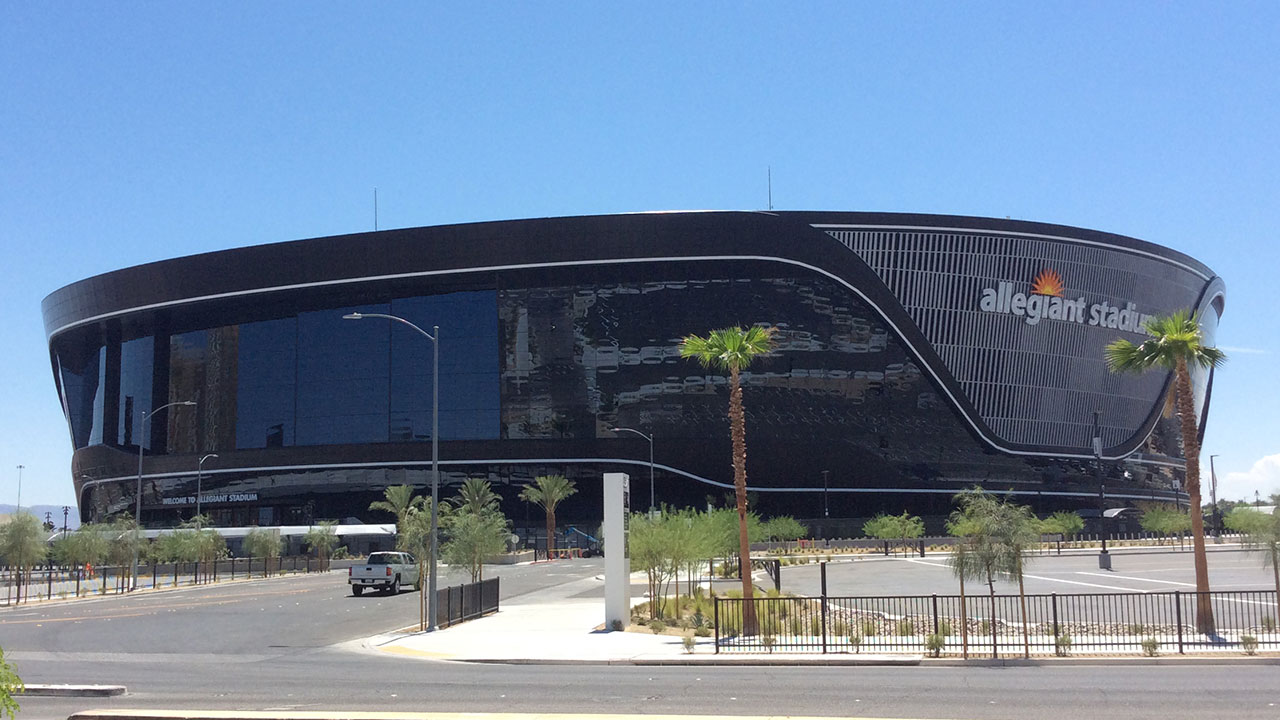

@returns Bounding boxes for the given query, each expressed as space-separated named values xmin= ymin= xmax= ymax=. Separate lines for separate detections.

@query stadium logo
xmin=979 ymin=268 xmax=1153 ymax=332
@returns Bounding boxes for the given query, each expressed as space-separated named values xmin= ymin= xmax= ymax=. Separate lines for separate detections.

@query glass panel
xmin=169 ymin=326 xmax=240 ymax=453
xmin=118 ymin=336 xmax=154 ymax=449
xmin=389 ymin=291 xmax=500 ymax=441
xmin=57 ymin=344 xmax=105 ymax=448
xmin=236 ymin=317 xmax=297 ymax=449
xmin=295 ymin=304 xmax=390 ymax=445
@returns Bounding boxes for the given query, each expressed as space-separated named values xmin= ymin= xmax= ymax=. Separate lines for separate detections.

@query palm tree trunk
xmin=1175 ymin=357 xmax=1215 ymax=634
xmin=1018 ymin=569 xmax=1030 ymax=659
xmin=547 ymin=509 xmax=556 ymax=559
xmin=728 ymin=364 xmax=758 ymax=635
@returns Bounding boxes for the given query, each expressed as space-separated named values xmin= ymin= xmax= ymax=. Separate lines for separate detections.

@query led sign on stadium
xmin=979 ymin=268 xmax=1153 ymax=333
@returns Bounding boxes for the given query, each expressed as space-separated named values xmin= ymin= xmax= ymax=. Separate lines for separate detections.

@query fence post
xmin=1175 ymin=591 xmax=1185 ymax=654
xmin=714 ymin=596 xmax=720 ymax=654
xmin=820 ymin=562 xmax=828 ymax=655
xmin=918 ymin=540 xmax=925 ymax=558
xmin=1051 ymin=593 xmax=1059 ymax=639
xmin=931 ymin=594 xmax=940 ymax=637
xmin=47 ymin=565 xmax=53 ymax=598
xmin=76 ymin=565 xmax=81 ymax=597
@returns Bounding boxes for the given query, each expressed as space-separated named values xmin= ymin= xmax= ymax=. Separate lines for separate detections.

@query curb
xmin=430 ymin=654 xmax=923 ymax=666
xmin=21 ymin=684 xmax=127 ymax=697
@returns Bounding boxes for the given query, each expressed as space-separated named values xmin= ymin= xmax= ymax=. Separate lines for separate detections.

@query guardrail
xmin=715 ymin=590 xmax=1280 ymax=657
xmin=435 ymin=577 xmax=500 ymax=629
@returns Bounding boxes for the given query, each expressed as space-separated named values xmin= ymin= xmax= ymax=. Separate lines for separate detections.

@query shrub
xmin=611 ymin=619 xmax=624 ymax=632
xmin=694 ymin=625 xmax=711 ymax=637
xmin=832 ymin=619 xmax=849 ymax=636
xmin=848 ymin=634 xmax=862 ymax=653
xmin=1141 ymin=637 xmax=1159 ymax=657
xmin=809 ymin=615 xmax=823 ymax=636
xmin=682 ymin=636 xmax=696 ymax=654
xmin=1241 ymin=635 xmax=1259 ymax=656
xmin=861 ymin=619 xmax=878 ymax=637
xmin=1262 ymin=615 xmax=1277 ymax=632
xmin=649 ymin=620 xmax=666 ymax=634
xmin=1126 ymin=624 xmax=1146 ymax=636
xmin=788 ymin=616 xmax=803 ymax=635
xmin=761 ymin=635 xmax=776 ymax=653
xmin=979 ymin=620 xmax=991 ymax=636
xmin=897 ymin=618 xmax=916 ymax=636
xmin=937 ymin=619 xmax=952 ymax=636
xmin=925 ymin=633 xmax=945 ymax=658
xmin=1055 ymin=633 xmax=1072 ymax=657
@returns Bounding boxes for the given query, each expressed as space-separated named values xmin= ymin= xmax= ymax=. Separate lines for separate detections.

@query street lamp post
xmin=62 ymin=506 xmax=70 ymax=536
xmin=132 ymin=400 xmax=196 ymax=590
xmin=610 ymin=427 xmax=654 ymax=514
xmin=1209 ymin=454 xmax=1221 ymax=542
xmin=344 ymin=312 xmax=440 ymax=631
xmin=197 ymin=453 xmax=219 ymax=524
xmin=822 ymin=470 xmax=830 ymax=519
xmin=15 ymin=465 xmax=23 ymax=513
xmin=1093 ymin=411 xmax=1110 ymax=568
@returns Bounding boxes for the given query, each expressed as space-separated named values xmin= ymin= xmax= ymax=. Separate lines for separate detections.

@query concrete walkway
xmin=370 ymin=572 xmax=919 ymax=666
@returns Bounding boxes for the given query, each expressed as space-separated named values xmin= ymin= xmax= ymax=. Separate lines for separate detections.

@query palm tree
xmin=457 ymin=478 xmax=502 ymax=517
xmin=519 ymin=474 xmax=577 ymax=558
xmin=1105 ymin=309 xmax=1226 ymax=634
xmin=680 ymin=325 xmax=776 ymax=635
xmin=369 ymin=484 xmax=426 ymax=547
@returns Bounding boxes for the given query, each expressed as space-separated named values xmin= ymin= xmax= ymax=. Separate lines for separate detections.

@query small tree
xmin=303 ymin=521 xmax=340 ymax=571
xmin=0 ymin=513 xmax=48 ymax=603
xmin=519 ymin=474 xmax=577 ymax=558
xmin=1039 ymin=511 xmax=1085 ymax=540
xmin=863 ymin=511 xmax=925 ymax=553
xmin=947 ymin=490 xmax=1038 ymax=658
xmin=1140 ymin=505 xmax=1192 ymax=544
xmin=241 ymin=528 xmax=282 ymax=576
xmin=0 ymin=646 xmax=21 ymax=720
xmin=399 ymin=501 xmax=446 ymax=632
xmin=761 ymin=515 xmax=808 ymax=543
xmin=1232 ymin=508 xmax=1280 ymax=601
xmin=441 ymin=507 xmax=510 ymax=583
xmin=52 ymin=523 xmax=109 ymax=570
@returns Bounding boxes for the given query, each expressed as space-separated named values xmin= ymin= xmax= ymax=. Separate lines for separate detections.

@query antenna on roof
xmin=374 ymin=188 xmax=379 ymax=231
xmin=767 ymin=167 xmax=773 ymax=210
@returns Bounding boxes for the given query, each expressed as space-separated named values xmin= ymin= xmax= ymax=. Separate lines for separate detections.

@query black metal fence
xmin=1 ymin=555 xmax=329 ymax=605
xmin=715 ymin=590 xmax=1280 ymax=656
xmin=435 ymin=577 xmax=500 ymax=629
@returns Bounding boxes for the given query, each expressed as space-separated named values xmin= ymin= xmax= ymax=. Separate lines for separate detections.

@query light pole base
xmin=1098 ymin=550 xmax=1111 ymax=570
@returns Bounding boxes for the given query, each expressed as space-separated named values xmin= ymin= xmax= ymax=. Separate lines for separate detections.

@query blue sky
xmin=2 ymin=2 xmax=1276 ymax=508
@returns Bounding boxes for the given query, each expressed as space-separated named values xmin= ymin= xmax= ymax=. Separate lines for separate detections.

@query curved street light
xmin=343 ymin=311 xmax=440 ymax=631
xmin=197 ymin=453 xmax=219 ymax=524
xmin=610 ymin=427 xmax=654 ymax=515
xmin=132 ymin=400 xmax=196 ymax=590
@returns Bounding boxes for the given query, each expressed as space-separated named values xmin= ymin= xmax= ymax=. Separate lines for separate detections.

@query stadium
xmin=42 ymin=211 xmax=1224 ymax=532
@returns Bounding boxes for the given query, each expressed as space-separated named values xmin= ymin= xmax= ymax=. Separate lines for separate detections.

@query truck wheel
xmin=352 ymin=585 xmax=363 ymax=597
xmin=390 ymin=577 xmax=400 ymax=595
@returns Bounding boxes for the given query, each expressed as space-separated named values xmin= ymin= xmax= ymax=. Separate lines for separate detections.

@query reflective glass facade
xmin=45 ymin=211 xmax=1221 ymax=528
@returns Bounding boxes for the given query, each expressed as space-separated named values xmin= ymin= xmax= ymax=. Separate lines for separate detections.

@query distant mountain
xmin=0 ymin=504 xmax=82 ymax=530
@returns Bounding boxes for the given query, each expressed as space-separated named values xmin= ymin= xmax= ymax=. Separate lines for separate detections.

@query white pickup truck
xmin=348 ymin=551 xmax=420 ymax=596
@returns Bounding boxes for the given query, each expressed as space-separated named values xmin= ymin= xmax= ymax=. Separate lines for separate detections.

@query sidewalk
xmin=371 ymin=572 xmax=919 ymax=666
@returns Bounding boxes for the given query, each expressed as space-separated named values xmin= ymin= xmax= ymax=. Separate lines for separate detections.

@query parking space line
xmin=1076 ymin=572 xmax=1194 ymax=587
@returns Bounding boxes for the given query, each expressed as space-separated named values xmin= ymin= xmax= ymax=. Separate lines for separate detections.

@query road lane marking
xmin=908 ymin=559 xmax=1147 ymax=592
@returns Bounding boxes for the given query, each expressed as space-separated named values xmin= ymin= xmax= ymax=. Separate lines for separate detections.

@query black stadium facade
xmin=43 ymin=212 xmax=1224 ymax=529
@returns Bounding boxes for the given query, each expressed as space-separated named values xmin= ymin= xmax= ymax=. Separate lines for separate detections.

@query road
xmin=3 ymin=560 xmax=1278 ymax=720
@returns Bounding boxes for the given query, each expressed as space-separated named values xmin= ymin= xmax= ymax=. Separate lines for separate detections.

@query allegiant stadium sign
xmin=978 ymin=269 xmax=1154 ymax=333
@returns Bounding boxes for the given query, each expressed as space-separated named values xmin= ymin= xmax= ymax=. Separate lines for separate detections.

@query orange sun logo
xmin=1030 ymin=269 xmax=1064 ymax=297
